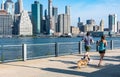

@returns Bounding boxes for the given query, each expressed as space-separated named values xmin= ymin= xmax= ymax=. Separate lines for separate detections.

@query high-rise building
xmin=18 ymin=0 xmax=23 ymax=13
xmin=19 ymin=10 xmax=33 ymax=35
xmin=58 ymin=14 xmax=70 ymax=34
xmin=58 ymin=14 xmax=63 ymax=33
xmin=40 ymin=4 xmax=44 ymax=33
xmin=0 ymin=10 xmax=13 ymax=37
xmin=70 ymin=26 xmax=79 ymax=35
xmin=100 ymin=19 xmax=104 ymax=31
xmin=44 ymin=9 xmax=49 ymax=34
xmin=48 ymin=0 xmax=53 ymax=34
xmin=78 ymin=17 xmax=80 ymax=23
xmin=4 ymin=0 xmax=14 ymax=16
xmin=1 ymin=0 xmax=5 ymax=10
xmin=15 ymin=1 xmax=19 ymax=14
xmin=15 ymin=0 xmax=23 ymax=14
xmin=86 ymin=19 xmax=95 ymax=25
xmin=65 ymin=6 xmax=70 ymax=15
xmin=32 ymin=1 xmax=42 ymax=35
xmin=117 ymin=21 xmax=120 ymax=33
xmin=57 ymin=5 xmax=71 ymax=35
xmin=13 ymin=14 xmax=20 ymax=35
xmin=109 ymin=14 xmax=117 ymax=32
xmin=52 ymin=7 xmax=58 ymax=32
xmin=77 ymin=17 xmax=84 ymax=32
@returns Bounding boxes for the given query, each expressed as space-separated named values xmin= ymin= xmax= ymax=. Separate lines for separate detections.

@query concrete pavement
xmin=0 ymin=50 xmax=120 ymax=77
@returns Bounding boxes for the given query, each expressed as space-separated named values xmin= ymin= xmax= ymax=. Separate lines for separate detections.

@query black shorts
xmin=99 ymin=50 xmax=106 ymax=54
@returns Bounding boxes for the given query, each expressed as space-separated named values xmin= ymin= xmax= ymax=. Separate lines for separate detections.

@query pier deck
xmin=0 ymin=50 xmax=120 ymax=77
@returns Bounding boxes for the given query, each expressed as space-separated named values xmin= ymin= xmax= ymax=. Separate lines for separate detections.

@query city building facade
xmin=52 ymin=7 xmax=58 ymax=32
xmin=100 ymin=19 xmax=104 ymax=31
xmin=32 ymin=1 xmax=42 ymax=35
xmin=58 ymin=14 xmax=70 ymax=34
xmin=15 ymin=0 xmax=23 ymax=14
xmin=70 ymin=26 xmax=79 ymax=35
xmin=109 ymin=14 xmax=117 ymax=32
xmin=0 ymin=11 xmax=13 ymax=37
xmin=19 ymin=10 xmax=33 ymax=35
xmin=48 ymin=0 xmax=53 ymax=34
xmin=4 ymin=0 xmax=14 ymax=15
xmin=117 ymin=21 xmax=120 ymax=33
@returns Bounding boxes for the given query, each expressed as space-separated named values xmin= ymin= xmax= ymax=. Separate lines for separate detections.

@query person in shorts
xmin=82 ymin=32 xmax=94 ymax=61
xmin=97 ymin=35 xmax=107 ymax=67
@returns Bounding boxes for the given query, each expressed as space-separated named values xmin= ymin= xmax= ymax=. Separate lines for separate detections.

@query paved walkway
xmin=0 ymin=50 xmax=120 ymax=77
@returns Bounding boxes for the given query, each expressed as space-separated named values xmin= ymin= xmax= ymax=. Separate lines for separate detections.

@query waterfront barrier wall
xmin=0 ymin=40 xmax=119 ymax=62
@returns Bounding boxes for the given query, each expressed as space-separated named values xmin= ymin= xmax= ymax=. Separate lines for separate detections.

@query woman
xmin=98 ymin=35 xmax=107 ymax=67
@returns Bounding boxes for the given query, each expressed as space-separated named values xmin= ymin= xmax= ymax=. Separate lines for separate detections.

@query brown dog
xmin=77 ymin=59 xmax=88 ymax=69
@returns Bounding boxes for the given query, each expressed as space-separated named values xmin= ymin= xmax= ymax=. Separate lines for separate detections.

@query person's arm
xmin=105 ymin=40 xmax=107 ymax=46
xmin=97 ymin=40 xmax=100 ymax=46
xmin=81 ymin=36 xmax=85 ymax=42
xmin=90 ymin=37 xmax=94 ymax=43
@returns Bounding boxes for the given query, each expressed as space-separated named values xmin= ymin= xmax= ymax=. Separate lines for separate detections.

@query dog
xmin=77 ymin=59 xmax=88 ymax=69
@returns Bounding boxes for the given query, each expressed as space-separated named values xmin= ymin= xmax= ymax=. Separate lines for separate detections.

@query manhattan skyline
xmin=1 ymin=0 xmax=120 ymax=28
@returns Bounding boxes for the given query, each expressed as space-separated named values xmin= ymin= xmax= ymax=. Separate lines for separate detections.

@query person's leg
xmin=83 ymin=46 xmax=87 ymax=59
xmin=98 ymin=53 xmax=105 ymax=66
xmin=86 ymin=46 xmax=90 ymax=60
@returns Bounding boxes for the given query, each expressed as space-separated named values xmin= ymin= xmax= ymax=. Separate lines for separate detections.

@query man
xmin=82 ymin=32 xmax=94 ymax=61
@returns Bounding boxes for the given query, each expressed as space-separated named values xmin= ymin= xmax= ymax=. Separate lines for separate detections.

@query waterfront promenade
xmin=0 ymin=49 xmax=120 ymax=77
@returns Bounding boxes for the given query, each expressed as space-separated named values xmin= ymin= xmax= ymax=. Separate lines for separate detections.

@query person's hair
xmin=101 ymin=35 xmax=105 ymax=40
xmin=86 ymin=32 xmax=90 ymax=36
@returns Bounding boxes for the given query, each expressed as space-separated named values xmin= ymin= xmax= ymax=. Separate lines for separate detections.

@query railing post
xmin=22 ymin=44 xmax=27 ymax=61
xmin=55 ymin=42 xmax=59 ymax=57
xmin=0 ymin=45 xmax=4 ymax=62
xmin=110 ymin=40 xmax=113 ymax=50
xmin=96 ymin=40 xmax=99 ymax=52
xmin=79 ymin=41 xmax=82 ymax=54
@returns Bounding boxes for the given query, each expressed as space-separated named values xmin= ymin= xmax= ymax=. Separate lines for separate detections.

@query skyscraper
xmin=109 ymin=14 xmax=117 ymax=32
xmin=19 ymin=11 xmax=33 ymax=35
xmin=32 ymin=1 xmax=42 ymax=35
xmin=117 ymin=21 xmax=120 ymax=33
xmin=78 ymin=17 xmax=80 ymax=23
xmin=58 ymin=14 xmax=63 ymax=34
xmin=4 ymin=0 xmax=14 ymax=15
xmin=86 ymin=19 xmax=95 ymax=25
xmin=65 ymin=6 xmax=70 ymax=15
xmin=0 ymin=11 xmax=13 ymax=37
xmin=44 ymin=9 xmax=50 ymax=34
xmin=52 ymin=7 xmax=58 ymax=32
xmin=15 ymin=1 xmax=19 ymax=14
xmin=58 ymin=14 xmax=70 ymax=34
xmin=100 ymin=19 xmax=104 ymax=31
xmin=15 ymin=0 xmax=23 ymax=14
xmin=65 ymin=6 xmax=71 ymax=34
xmin=1 ymin=0 xmax=5 ymax=10
xmin=48 ymin=0 xmax=53 ymax=34
xmin=18 ymin=0 xmax=23 ymax=13
xmin=77 ymin=17 xmax=84 ymax=32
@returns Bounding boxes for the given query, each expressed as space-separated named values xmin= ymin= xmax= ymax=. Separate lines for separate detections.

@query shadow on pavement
xmin=42 ymin=64 xmax=120 ymax=77
xmin=49 ymin=59 xmax=76 ymax=64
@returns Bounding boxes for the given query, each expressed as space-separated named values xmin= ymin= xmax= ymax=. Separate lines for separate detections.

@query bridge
xmin=0 ymin=49 xmax=119 ymax=77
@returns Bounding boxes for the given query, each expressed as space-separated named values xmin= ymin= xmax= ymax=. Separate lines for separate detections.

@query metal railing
xmin=0 ymin=40 xmax=119 ymax=63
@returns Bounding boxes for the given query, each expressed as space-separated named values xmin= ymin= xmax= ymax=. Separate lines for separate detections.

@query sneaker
xmin=97 ymin=64 xmax=101 ymax=67
xmin=81 ymin=56 xmax=86 ymax=60
xmin=81 ymin=57 xmax=85 ymax=60
xmin=88 ymin=58 xmax=90 ymax=61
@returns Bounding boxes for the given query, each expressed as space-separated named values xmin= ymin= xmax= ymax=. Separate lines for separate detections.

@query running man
xmin=82 ymin=32 xmax=94 ymax=61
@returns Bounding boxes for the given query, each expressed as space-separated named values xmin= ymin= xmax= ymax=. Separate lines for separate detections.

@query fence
xmin=0 ymin=40 xmax=119 ymax=62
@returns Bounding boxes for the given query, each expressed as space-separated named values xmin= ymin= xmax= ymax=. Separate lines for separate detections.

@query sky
xmin=1 ymin=0 xmax=120 ymax=28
